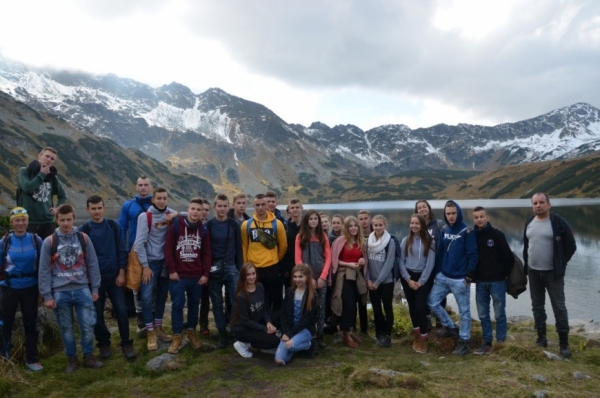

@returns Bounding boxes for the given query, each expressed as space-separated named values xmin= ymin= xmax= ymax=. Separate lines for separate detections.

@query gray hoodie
xmin=38 ymin=227 xmax=101 ymax=301
xmin=133 ymin=205 xmax=175 ymax=267
xmin=399 ymin=236 xmax=435 ymax=286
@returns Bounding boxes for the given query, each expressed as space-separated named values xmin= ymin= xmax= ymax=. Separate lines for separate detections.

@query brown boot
xmin=168 ymin=335 xmax=182 ymax=354
xmin=343 ymin=332 xmax=359 ymax=348
xmin=414 ymin=335 xmax=428 ymax=354
xmin=147 ymin=330 xmax=158 ymax=351
xmin=155 ymin=326 xmax=173 ymax=342
xmin=349 ymin=332 xmax=362 ymax=344
xmin=186 ymin=330 xmax=202 ymax=350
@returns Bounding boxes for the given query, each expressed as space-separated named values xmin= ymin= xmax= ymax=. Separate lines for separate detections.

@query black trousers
xmin=29 ymin=223 xmax=55 ymax=240
xmin=199 ymin=286 xmax=210 ymax=326
xmin=233 ymin=329 xmax=279 ymax=349
xmin=0 ymin=285 xmax=39 ymax=363
xmin=368 ymin=282 xmax=395 ymax=337
xmin=340 ymin=278 xmax=360 ymax=332
xmin=256 ymin=265 xmax=283 ymax=313
xmin=401 ymin=271 xmax=433 ymax=334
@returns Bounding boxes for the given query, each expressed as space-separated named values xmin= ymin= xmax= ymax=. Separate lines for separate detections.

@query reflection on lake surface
xmin=96 ymin=198 xmax=600 ymax=323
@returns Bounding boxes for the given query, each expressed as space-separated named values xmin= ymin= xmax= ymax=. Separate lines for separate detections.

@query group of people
xmin=0 ymin=146 xmax=578 ymax=373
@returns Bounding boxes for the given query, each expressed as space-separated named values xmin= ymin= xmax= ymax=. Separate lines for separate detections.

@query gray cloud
xmin=179 ymin=0 xmax=600 ymax=123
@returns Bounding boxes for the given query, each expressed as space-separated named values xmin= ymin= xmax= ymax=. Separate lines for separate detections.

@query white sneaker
xmin=234 ymin=341 xmax=253 ymax=358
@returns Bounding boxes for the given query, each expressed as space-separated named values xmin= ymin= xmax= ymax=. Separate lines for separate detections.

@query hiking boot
xmin=304 ymin=339 xmax=316 ymax=359
xmin=26 ymin=362 xmax=43 ymax=372
xmin=122 ymin=345 xmax=137 ymax=360
xmin=99 ymin=345 xmax=112 ymax=359
xmin=453 ymin=339 xmax=470 ymax=356
xmin=217 ymin=331 xmax=228 ymax=349
xmin=233 ymin=341 xmax=253 ymax=358
xmin=168 ymin=335 xmax=182 ymax=354
xmin=82 ymin=355 xmax=104 ymax=369
xmin=147 ymin=330 xmax=158 ymax=351
xmin=536 ymin=328 xmax=548 ymax=348
xmin=186 ymin=330 xmax=202 ymax=350
xmin=343 ymin=332 xmax=359 ymax=348
xmin=436 ymin=326 xmax=459 ymax=339
xmin=349 ymin=332 xmax=362 ymax=344
xmin=414 ymin=335 xmax=428 ymax=354
xmin=379 ymin=335 xmax=392 ymax=348
xmin=317 ymin=332 xmax=327 ymax=349
xmin=155 ymin=326 xmax=173 ymax=342
xmin=200 ymin=324 xmax=210 ymax=336
xmin=473 ymin=342 xmax=492 ymax=355
xmin=559 ymin=332 xmax=571 ymax=358
xmin=65 ymin=356 xmax=80 ymax=374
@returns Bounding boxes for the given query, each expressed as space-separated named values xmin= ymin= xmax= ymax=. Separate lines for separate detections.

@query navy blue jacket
xmin=435 ymin=200 xmax=479 ymax=279
xmin=280 ymin=287 xmax=317 ymax=338
xmin=80 ymin=218 xmax=128 ymax=280
xmin=523 ymin=212 xmax=576 ymax=279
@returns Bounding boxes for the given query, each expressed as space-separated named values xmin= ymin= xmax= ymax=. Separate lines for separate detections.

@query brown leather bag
xmin=126 ymin=249 xmax=143 ymax=291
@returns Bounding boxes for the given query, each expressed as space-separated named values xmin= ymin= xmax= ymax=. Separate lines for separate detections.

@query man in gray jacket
xmin=38 ymin=204 xmax=102 ymax=373
xmin=133 ymin=187 xmax=178 ymax=351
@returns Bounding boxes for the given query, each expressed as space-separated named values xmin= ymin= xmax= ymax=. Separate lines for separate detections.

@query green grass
xmin=3 ymin=306 xmax=600 ymax=398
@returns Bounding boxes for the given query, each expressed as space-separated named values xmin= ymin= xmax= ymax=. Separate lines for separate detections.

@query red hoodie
xmin=165 ymin=217 xmax=211 ymax=278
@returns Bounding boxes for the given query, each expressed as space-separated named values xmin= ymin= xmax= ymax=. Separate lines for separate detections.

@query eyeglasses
xmin=10 ymin=208 xmax=28 ymax=216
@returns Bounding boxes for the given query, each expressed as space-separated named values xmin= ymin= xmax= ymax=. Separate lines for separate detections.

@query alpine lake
xmin=97 ymin=198 xmax=600 ymax=323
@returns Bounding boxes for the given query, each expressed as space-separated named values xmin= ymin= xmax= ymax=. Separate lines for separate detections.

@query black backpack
xmin=384 ymin=234 xmax=402 ymax=281
xmin=507 ymin=252 xmax=527 ymax=299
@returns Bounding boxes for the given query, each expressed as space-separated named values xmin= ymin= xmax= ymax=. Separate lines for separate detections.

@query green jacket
xmin=18 ymin=167 xmax=67 ymax=224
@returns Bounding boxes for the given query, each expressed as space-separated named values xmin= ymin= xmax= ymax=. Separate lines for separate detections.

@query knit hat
xmin=9 ymin=207 xmax=29 ymax=223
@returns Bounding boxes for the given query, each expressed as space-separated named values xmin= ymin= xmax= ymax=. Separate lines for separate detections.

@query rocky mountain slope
xmin=1 ymin=55 xmax=599 ymax=201
xmin=0 ymin=91 xmax=215 ymax=210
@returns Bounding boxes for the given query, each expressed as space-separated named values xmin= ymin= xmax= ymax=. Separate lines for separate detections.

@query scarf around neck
xmin=367 ymin=231 xmax=391 ymax=254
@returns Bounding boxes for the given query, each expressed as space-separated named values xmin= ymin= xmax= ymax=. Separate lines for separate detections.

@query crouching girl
xmin=275 ymin=264 xmax=317 ymax=365
xmin=231 ymin=263 xmax=279 ymax=358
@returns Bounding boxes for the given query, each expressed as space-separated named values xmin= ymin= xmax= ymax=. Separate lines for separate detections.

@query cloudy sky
xmin=0 ymin=0 xmax=599 ymax=130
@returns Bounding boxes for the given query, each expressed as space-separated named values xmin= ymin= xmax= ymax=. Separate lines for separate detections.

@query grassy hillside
xmin=0 ymin=91 xmax=215 ymax=210
xmin=440 ymin=152 xmax=600 ymax=200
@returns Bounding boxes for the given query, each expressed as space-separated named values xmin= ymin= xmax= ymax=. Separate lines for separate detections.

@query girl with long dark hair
xmin=295 ymin=210 xmax=331 ymax=348
xmin=400 ymin=214 xmax=436 ymax=354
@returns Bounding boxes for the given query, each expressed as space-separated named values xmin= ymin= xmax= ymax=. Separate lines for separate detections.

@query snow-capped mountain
xmin=1 ymin=55 xmax=600 ymax=194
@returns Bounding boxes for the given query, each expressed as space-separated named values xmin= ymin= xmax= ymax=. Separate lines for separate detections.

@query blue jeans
xmin=475 ymin=280 xmax=507 ymax=344
xmin=275 ymin=328 xmax=312 ymax=364
xmin=208 ymin=264 xmax=238 ymax=332
xmin=54 ymin=288 xmax=97 ymax=358
xmin=140 ymin=260 xmax=169 ymax=327
xmin=428 ymin=273 xmax=471 ymax=340
xmin=169 ymin=277 xmax=202 ymax=334
xmin=94 ymin=278 xmax=132 ymax=348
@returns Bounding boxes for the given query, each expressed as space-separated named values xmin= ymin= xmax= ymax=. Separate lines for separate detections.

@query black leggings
xmin=368 ymin=282 xmax=394 ymax=337
xmin=0 ymin=285 xmax=39 ymax=363
xmin=233 ymin=330 xmax=279 ymax=349
xmin=401 ymin=271 xmax=433 ymax=334
xmin=340 ymin=278 xmax=359 ymax=332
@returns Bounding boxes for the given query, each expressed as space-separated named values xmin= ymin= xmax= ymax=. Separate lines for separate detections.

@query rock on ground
xmin=146 ymin=353 xmax=184 ymax=371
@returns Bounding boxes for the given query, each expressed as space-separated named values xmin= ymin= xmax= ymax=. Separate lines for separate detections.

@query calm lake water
xmin=302 ymin=198 xmax=600 ymax=324
xmin=79 ymin=198 xmax=600 ymax=323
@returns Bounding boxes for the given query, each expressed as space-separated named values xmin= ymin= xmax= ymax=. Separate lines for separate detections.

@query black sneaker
xmin=473 ymin=343 xmax=491 ymax=355
xmin=379 ymin=335 xmax=391 ymax=348
xmin=217 ymin=332 xmax=228 ymax=349
xmin=560 ymin=344 xmax=572 ymax=358
xmin=536 ymin=337 xmax=548 ymax=348
xmin=436 ymin=326 xmax=459 ymax=339
xmin=136 ymin=313 xmax=144 ymax=330
xmin=99 ymin=345 xmax=112 ymax=359
xmin=304 ymin=339 xmax=316 ymax=359
xmin=453 ymin=339 xmax=470 ymax=356
xmin=122 ymin=345 xmax=137 ymax=360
